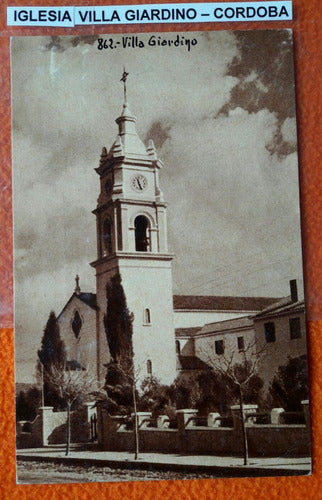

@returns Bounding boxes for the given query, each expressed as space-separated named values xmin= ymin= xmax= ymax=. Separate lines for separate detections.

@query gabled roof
xmin=173 ymin=295 xmax=280 ymax=312
xmin=177 ymin=355 xmax=212 ymax=371
xmin=254 ymin=297 xmax=305 ymax=320
xmin=57 ymin=292 xmax=98 ymax=319
xmin=175 ymin=327 xmax=201 ymax=338
xmin=197 ymin=316 xmax=254 ymax=336
xmin=77 ymin=292 xmax=98 ymax=310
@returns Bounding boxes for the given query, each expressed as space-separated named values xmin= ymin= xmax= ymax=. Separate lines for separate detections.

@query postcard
xmin=12 ymin=30 xmax=310 ymax=484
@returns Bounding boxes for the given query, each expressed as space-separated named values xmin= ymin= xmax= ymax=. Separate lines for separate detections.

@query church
xmin=57 ymin=75 xmax=301 ymax=387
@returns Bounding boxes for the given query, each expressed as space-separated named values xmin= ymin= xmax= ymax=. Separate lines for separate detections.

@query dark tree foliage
xmin=104 ymin=275 xmax=135 ymax=415
xmin=104 ymin=361 xmax=134 ymax=415
xmin=218 ymin=30 xmax=295 ymax=158
xmin=269 ymin=355 xmax=309 ymax=411
xmin=37 ymin=311 xmax=66 ymax=408
xmin=38 ymin=311 xmax=66 ymax=369
xmin=16 ymin=387 xmax=41 ymax=421
xmin=174 ymin=369 xmax=264 ymax=416
xmin=104 ymin=274 xmax=134 ymax=365
xmin=139 ymin=376 xmax=177 ymax=418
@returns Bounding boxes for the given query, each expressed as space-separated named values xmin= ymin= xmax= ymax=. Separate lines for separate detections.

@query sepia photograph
xmin=11 ymin=30 xmax=310 ymax=484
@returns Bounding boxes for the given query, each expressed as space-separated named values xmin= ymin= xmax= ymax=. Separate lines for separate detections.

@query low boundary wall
xmin=16 ymin=402 xmax=96 ymax=448
xmin=98 ymin=402 xmax=310 ymax=458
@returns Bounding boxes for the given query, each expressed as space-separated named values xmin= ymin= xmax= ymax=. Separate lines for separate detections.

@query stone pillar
xmin=157 ymin=415 xmax=170 ymax=429
xmin=132 ymin=412 xmax=152 ymax=429
xmin=176 ymin=409 xmax=197 ymax=431
xmin=230 ymin=404 xmax=258 ymax=429
xmin=207 ymin=412 xmax=221 ymax=428
xmin=98 ymin=410 xmax=121 ymax=449
xmin=301 ymin=400 xmax=310 ymax=427
xmin=271 ymin=408 xmax=285 ymax=425
xmin=38 ymin=406 xmax=54 ymax=446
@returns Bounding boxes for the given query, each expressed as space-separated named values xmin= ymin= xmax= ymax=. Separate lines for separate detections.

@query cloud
xmin=44 ymin=35 xmax=99 ymax=52
xmin=218 ymin=30 xmax=296 ymax=158
xmin=160 ymin=107 xmax=302 ymax=297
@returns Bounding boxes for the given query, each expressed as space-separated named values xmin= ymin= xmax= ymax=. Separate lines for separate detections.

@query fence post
xmin=157 ymin=415 xmax=170 ymax=429
xmin=176 ymin=409 xmax=197 ymax=432
xmin=131 ymin=412 xmax=152 ymax=429
xmin=271 ymin=408 xmax=285 ymax=424
xmin=207 ymin=412 xmax=221 ymax=427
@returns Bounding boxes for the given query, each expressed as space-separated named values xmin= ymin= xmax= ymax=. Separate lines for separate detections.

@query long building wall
xmin=174 ymin=310 xmax=252 ymax=329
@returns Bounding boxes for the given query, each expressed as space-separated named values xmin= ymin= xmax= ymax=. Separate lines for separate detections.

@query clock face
xmin=131 ymin=174 xmax=148 ymax=192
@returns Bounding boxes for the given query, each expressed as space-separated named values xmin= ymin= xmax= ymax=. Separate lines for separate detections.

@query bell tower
xmin=91 ymin=72 xmax=176 ymax=384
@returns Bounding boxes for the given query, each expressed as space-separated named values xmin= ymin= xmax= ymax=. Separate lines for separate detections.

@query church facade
xmin=57 ymin=87 xmax=283 ymax=387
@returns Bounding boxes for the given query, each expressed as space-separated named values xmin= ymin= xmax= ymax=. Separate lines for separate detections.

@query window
xmin=264 ymin=322 xmax=276 ymax=343
xmin=147 ymin=359 xmax=152 ymax=375
xmin=215 ymin=339 xmax=224 ymax=355
xmin=290 ymin=317 xmax=301 ymax=339
xmin=71 ymin=310 xmax=82 ymax=339
xmin=175 ymin=340 xmax=181 ymax=355
xmin=144 ymin=308 xmax=151 ymax=325
xmin=103 ymin=218 xmax=112 ymax=254
xmin=135 ymin=215 xmax=150 ymax=251
xmin=237 ymin=336 xmax=245 ymax=351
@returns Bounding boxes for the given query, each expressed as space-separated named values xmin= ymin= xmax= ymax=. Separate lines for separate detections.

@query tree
xmin=38 ymin=311 xmax=66 ymax=368
xmin=139 ymin=376 xmax=176 ymax=419
xmin=16 ymin=391 xmax=29 ymax=421
xmin=16 ymin=387 xmax=42 ymax=421
xmin=37 ymin=311 xmax=66 ymax=408
xmin=104 ymin=354 xmax=144 ymax=460
xmin=104 ymin=274 xmax=141 ymax=458
xmin=200 ymin=340 xmax=265 ymax=465
xmin=45 ymin=364 xmax=98 ymax=456
xmin=269 ymin=355 xmax=309 ymax=411
xmin=104 ymin=274 xmax=134 ymax=364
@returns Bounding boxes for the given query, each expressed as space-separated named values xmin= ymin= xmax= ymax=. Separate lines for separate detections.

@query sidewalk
xmin=17 ymin=445 xmax=311 ymax=478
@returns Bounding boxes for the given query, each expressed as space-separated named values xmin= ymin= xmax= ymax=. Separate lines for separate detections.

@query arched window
xmin=175 ymin=340 xmax=181 ymax=355
xmin=72 ymin=310 xmax=82 ymax=339
xmin=135 ymin=215 xmax=150 ymax=252
xmin=144 ymin=308 xmax=151 ymax=324
xmin=147 ymin=359 xmax=152 ymax=375
xmin=103 ymin=218 xmax=112 ymax=255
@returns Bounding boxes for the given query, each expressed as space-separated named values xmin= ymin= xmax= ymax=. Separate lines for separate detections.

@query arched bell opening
xmin=134 ymin=215 xmax=150 ymax=252
xmin=103 ymin=218 xmax=112 ymax=255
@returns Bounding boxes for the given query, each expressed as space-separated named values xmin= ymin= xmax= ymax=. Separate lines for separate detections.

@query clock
xmin=131 ymin=174 xmax=148 ymax=192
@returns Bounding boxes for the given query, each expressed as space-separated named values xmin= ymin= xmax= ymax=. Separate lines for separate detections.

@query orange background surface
xmin=0 ymin=0 xmax=321 ymax=498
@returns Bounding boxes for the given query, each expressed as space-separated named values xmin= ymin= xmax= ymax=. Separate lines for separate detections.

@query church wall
xmin=58 ymin=298 xmax=97 ymax=378
xmin=117 ymin=259 xmax=177 ymax=386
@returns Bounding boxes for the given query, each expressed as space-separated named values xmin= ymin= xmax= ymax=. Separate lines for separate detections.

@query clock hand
xmin=137 ymin=178 xmax=142 ymax=190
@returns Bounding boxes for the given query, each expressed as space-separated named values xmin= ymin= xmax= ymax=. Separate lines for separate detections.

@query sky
xmin=11 ymin=30 xmax=304 ymax=383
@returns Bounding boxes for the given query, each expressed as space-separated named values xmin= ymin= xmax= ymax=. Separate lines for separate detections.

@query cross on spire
xmin=75 ymin=274 xmax=81 ymax=295
xmin=120 ymin=68 xmax=129 ymax=105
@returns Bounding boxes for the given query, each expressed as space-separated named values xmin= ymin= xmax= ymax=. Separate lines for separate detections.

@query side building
xmin=175 ymin=280 xmax=306 ymax=394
